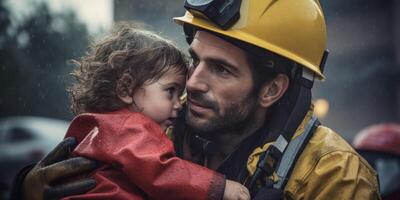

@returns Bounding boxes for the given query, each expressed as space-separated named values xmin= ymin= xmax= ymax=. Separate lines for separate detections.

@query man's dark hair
xmin=245 ymin=50 xmax=293 ymax=93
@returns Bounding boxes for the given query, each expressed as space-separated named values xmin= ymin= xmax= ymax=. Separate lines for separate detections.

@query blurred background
xmin=0 ymin=0 xmax=399 ymax=198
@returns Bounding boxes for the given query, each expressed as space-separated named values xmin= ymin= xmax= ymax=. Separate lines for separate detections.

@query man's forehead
xmin=189 ymin=30 xmax=252 ymax=75
xmin=192 ymin=31 xmax=243 ymax=53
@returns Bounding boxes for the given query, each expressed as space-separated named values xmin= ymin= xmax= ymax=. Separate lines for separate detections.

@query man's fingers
xmin=40 ymin=137 xmax=77 ymax=166
xmin=42 ymin=157 xmax=97 ymax=183
xmin=43 ymin=178 xmax=96 ymax=200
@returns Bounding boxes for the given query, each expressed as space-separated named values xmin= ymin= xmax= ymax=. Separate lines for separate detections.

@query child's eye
xmin=165 ymin=87 xmax=176 ymax=97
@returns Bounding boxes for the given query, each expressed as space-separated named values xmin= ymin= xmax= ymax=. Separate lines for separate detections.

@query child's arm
xmin=73 ymin=114 xmax=242 ymax=200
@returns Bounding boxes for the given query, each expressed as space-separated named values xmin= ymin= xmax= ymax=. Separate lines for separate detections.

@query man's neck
xmin=207 ymin=110 xmax=266 ymax=170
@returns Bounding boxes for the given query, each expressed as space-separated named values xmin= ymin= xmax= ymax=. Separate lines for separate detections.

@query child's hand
xmin=223 ymin=180 xmax=250 ymax=200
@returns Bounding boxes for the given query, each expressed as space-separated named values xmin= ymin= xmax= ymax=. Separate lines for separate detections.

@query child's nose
xmin=174 ymin=99 xmax=183 ymax=110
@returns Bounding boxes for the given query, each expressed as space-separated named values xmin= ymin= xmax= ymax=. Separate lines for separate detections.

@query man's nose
xmin=186 ymin=63 xmax=209 ymax=93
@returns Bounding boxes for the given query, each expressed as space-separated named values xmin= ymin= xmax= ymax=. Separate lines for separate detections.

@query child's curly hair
xmin=68 ymin=23 xmax=188 ymax=114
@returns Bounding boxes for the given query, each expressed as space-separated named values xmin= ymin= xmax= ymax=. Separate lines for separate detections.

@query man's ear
xmin=258 ymin=74 xmax=289 ymax=108
xmin=116 ymin=73 xmax=135 ymax=104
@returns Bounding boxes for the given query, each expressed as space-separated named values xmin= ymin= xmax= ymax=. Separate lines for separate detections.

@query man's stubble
xmin=185 ymin=90 xmax=259 ymax=138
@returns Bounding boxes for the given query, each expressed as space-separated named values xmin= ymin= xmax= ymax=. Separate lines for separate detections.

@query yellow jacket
xmin=247 ymin=111 xmax=381 ymax=200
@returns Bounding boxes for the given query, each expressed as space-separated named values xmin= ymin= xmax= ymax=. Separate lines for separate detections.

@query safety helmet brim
xmin=174 ymin=12 xmax=326 ymax=80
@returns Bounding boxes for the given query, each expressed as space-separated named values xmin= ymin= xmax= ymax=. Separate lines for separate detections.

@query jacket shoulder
xmin=306 ymin=126 xmax=358 ymax=156
xmin=284 ymin=126 xmax=380 ymax=199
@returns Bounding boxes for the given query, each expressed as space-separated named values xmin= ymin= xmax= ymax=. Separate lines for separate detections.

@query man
xmin=12 ymin=0 xmax=380 ymax=199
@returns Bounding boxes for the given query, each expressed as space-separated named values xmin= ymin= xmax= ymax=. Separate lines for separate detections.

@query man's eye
xmin=213 ymin=65 xmax=230 ymax=76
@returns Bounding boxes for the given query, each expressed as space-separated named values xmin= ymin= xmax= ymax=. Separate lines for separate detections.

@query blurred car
xmin=353 ymin=123 xmax=400 ymax=200
xmin=0 ymin=116 xmax=68 ymax=194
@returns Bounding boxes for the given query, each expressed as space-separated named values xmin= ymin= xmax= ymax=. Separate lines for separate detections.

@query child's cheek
xmin=152 ymin=102 xmax=173 ymax=122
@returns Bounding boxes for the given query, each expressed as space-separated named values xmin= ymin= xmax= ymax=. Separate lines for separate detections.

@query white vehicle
xmin=0 ymin=116 xmax=68 ymax=192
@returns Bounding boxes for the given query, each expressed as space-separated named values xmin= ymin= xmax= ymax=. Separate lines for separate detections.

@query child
xmin=62 ymin=24 xmax=250 ymax=200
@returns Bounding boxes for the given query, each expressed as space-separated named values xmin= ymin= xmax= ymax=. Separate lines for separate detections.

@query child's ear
xmin=118 ymin=94 xmax=133 ymax=104
xmin=116 ymin=73 xmax=135 ymax=104
xmin=258 ymin=74 xmax=289 ymax=108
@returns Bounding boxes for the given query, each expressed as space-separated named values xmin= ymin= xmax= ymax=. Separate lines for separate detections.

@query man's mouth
xmin=188 ymin=99 xmax=213 ymax=114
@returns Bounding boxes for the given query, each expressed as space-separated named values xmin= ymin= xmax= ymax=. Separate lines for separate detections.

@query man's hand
xmin=22 ymin=137 xmax=97 ymax=200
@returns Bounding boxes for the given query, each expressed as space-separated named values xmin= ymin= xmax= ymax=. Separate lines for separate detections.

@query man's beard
xmin=185 ymin=90 xmax=258 ymax=138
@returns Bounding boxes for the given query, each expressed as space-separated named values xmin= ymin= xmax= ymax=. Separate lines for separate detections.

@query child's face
xmin=132 ymin=69 xmax=185 ymax=131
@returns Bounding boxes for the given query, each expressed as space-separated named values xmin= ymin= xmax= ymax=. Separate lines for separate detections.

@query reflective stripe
xmin=302 ymin=68 xmax=315 ymax=81
xmin=274 ymin=116 xmax=319 ymax=189
xmin=273 ymin=135 xmax=289 ymax=153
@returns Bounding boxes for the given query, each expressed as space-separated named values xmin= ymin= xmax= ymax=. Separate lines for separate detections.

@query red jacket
xmin=62 ymin=109 xmax=225 ymax=200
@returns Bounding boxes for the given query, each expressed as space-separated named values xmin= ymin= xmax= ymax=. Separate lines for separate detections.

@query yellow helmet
xmin=174 ymin=0 xmax=327 ymax=80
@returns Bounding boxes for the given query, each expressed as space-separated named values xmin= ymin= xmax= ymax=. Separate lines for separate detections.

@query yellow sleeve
xmin=290 ymin=151 xmax=381 ymax=200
